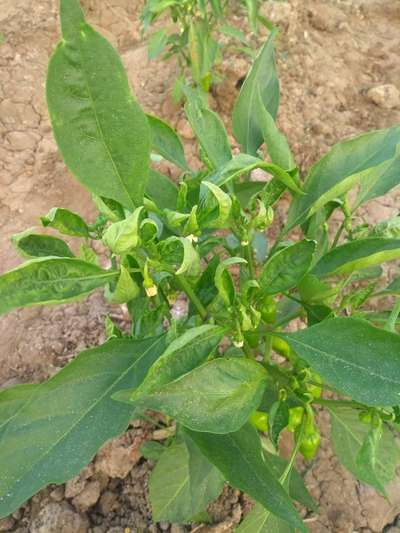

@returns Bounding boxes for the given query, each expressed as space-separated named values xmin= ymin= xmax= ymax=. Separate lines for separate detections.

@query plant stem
xmin=313 ymin=397 xmax=364 ymax=409
xmin=176 ymin=275 xmax=208 ymax=321
xmin=385 ymin=299 xmax=400 ymax=333
xmin=331 ymin=220 xmax=345 ymax=249
xmin=244 ymin=242 xmax=256 ymax=279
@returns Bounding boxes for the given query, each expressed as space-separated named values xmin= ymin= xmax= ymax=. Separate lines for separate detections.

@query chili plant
xmin=1 ymin=1 xmax=400 ymax=530
xmin=142 ymin=0 xmax=263 ymax=93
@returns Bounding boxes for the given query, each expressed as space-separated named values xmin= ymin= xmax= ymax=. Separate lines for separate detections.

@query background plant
xmin=0 ymin=0 xmax=400 ymax=530
xmin=142 ymin=0 xmax=266 ymax=94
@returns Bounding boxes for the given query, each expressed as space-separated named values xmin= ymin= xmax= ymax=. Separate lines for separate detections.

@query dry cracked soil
xmin=1 ymin=0 xmax=400 ymax=532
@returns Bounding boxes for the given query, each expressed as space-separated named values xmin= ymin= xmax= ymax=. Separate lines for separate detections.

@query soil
xmin=1 ymin=0 xmax=400 ymax=532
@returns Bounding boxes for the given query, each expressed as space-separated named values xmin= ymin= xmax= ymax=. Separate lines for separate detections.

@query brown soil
xmin=1 ymin=0 xmax=400 ymax=532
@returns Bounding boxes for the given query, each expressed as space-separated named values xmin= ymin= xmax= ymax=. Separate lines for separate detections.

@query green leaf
xmin=198 ymin=181 xmax=232 ymax=229
xmin=312 ymin=238 xmax=400 ymax=278
xmin=92 ymin=196 xmax=125 ymax=222
xmin=261 ymin=240 xmax=316 ymax=295
xmin=149 ymin=434 xmax=224 ymax=523
xmin=148 ymin=28 xmax=168 ymax=59
xmin=0 ymin=335 xmax=166 ymax=519
xmin=140 ymin=440 xmax=164 ymax=461
xmin=232 ymin=30 xmax=279 ymax=155
xmin=285 ymin=127 xmax=400 ymax=231
xmin=215 ymin=257 xmax=247 ymax=305
xmin=220 ymin=24 xmax=248 ymax=45
xmin=209 ymin=154 xmax=303 ymax=195
xmin=102 ymin=207 xmax=143 ymax=255
xmin=237 ymin=502 xmax=294 ymax=533
xmin=193 ymin=255 xmax=219 ymax=308
xmin=355 ymin=144 xmax=400 ymax=208
xmin=278 ymin=317 xmax=400 ymax=406
xmin=146 ymin=169 xmax=178 ymax=210
xmin=382 ymin=276 xmax=400 ymax=295
xmin=159 ymin=236 xmax=200 ymax=277
xmin=147 ymin=114 xmax=188 ymax=170
xmin=79 ymin=243 xmax=98 ymax=265
xmin=356 ymin=424 xmax=387 ymax=495
xmin=184 ymin=89 xmax=231 ymax=168
xmin=139 ymin=358 xmax=268 ymax=433
xmin=268 ymin=401 xmax=289 ymax=449
xmin=186 ymin=424 xmax=307 ymax=532
xmin=11 ymin=230 xmax=74 ymax=258
xmin=329 ymin=407 xmax=400 ymax=493
xmin=263 ymin=452 xmax=318 ymax=512
xmin=41 ymin=207 xmax=89 ymax=237
xmin=105 ymin=265 xmax=140 ymax=304
xmin=0 ymin=257 xmax=117 ymax=315
xmin=256 ymin=88 xmax=295 ymax=170
xmin=130 ymin=325 xmax=224 ymax=401
xmin=47 ymin=0 xmax=150 ymax=209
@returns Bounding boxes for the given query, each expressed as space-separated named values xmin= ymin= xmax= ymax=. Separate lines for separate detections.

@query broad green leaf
xmin=329 ymin=407 xmax=400 ymax=492
xmin=312 ymin=238 xmax=400 ymax=278
xmin=148 ymin=28 xmax=168 ymax=59
xmin=159 ymin=236 xmax=200 ymax=276
xmin=0 ymin=335 xmax=166 ymax=519
xmin=215 ymin=257 xmax=247 ymax=305
xmin=237 ymin=502 xmax=294 ymax=533
xmin=263 ymin=452 xmax=318 ymax=512
xmin=232 ymin=30 xmax=279 ymax=155
xmin=130 ymin=325 xmax=224 ymax=401
xmin=79 ymin=243 xmax=98 ymax=265
xmin=193 ymin=255 xmax=220 ymax=308
xmin=209 ymin=154 xmax=303 ymax=195
xmin=41 ymin=207 xmax=89 ymax=237
xmin=146 ymin=169 xmax=178 ymax=210
xmin=47 ymin=0 xmax=150 ymax=209
xmin=11 ymin=230 xmax=74 ymax=259
xmin=234 ymin=181 xmax=265 ymax=207
xmin=184 ymin=89 xmax=231 ymax=168
xmin=278 ymin=317 xmax=400 ymax=406
xmin=149 ymin=434 xmax=224 ymax=522
xmin=285 ymin=127 xmax=400 ymax=231
xmin=139 ymin=358 xmax=268 ymax=433
xmin=102 ymin=207 xmax=143 ymax=255
xmin=256 ymin=89 xmax=295 ymax=170
xmin=0 ymin=257 xmax=117 ymax=315
xmin=105 ymin=265 xmax=140 ymax=304
xmin=355 ymin=144 xmax=400 ymax=208
xmin=261 ymin=240 xmax=316 ymax=295
xmin=147 ymin=114 xmax=188 ymax=170
xmin=140 ymin=440 xmax=164 ymax=461
xmin=252 ymin=231 xmax=268 ymax=264
xmin=186 ymin=424 xmax=307 ymax=532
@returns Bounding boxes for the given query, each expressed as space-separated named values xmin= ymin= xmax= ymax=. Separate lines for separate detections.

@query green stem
xmin=280 ymin=415 xmax=306 ymax=483
xmin=385 ymin=299 xmax=400 ymax=333
xmin=244 ymin=242 xmax=256 ymax=279
xmin=313 ymin=397 xmax=364 ymax=409
xmin=331 ymin=220 xmax=345 ymax=249
xmin=176 ymin=275 xmax=208 ymax=321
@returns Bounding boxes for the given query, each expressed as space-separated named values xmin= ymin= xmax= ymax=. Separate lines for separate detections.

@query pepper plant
xmin=142 ymin=0 xmax=263 ymax=93
xmin=1 ymin=1 xmax=400 ymax=530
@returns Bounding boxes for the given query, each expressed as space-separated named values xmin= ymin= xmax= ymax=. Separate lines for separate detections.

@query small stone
xmin=0 ymin=516 xmax=15 ymax=531
xmin=159 ymin=522 xmax=170 ymax=531
xmin=50 ymin=486 xmax=65 ymax=502
xmin=170 ymin=525 xmax=186 ymax=533
xmin=95 ymin=436 xmax=142 ymax=479
xmin=30 ymin=502 xmax=89 ymax=533
xmin=98 ymin=490 xmax=120 ymax=515
xmin=73 ymin=480 xmax=101 ymax=511
xmin=366 ymin=84 xmax=400 ymax=109
xmin=65 ymin=476 xmax=86 ymax=499
xmin=6 ymin=131 xmax=38 ymax=151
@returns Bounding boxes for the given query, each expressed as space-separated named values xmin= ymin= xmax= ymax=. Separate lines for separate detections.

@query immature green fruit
xmin=244 ymin=331 xmax=259 ymax=349
xmin=299 ymin=429 xmax=321 ymax=460
xmin=249 ymin=410 xmax=269 ymax=432
xmin=359 ymin=411 xmax=373 ymax=425
xmin=287 ymin=407 xmax=304 ymax=432
xmin=306 ymin=371 xmax=322 ymax=399
xmin=272 ymin=336 xmax=291 ymax=358
xmin=261 ymin=295 xmax=276 ymax=324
